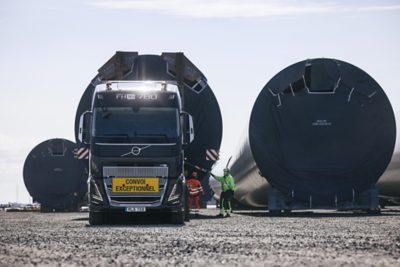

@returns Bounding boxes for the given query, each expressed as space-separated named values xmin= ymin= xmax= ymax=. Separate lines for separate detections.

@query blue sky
xmin=0 ymin=0 xmax=399 ymax=203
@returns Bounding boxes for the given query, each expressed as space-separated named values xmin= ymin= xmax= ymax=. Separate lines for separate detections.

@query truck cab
xmin=79 ymin=81 xmax=194 ymax=224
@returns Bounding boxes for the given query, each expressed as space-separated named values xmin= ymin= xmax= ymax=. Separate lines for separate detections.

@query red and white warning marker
xmin=74 ymin=147 xmax=89 ymax=160
xmin=206 ymin=149 xmax=219 ymax=161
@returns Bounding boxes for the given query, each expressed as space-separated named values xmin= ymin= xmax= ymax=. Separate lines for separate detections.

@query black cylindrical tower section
xmin=23 ymin=138 xmax=88 ymax=211
xmin=229 ymin=137 xmax=270 ymax=207
xmin=74 ymin=52 xmax=223 ymax=179
xmin=232 ymin=58 xmax=396 ymax=207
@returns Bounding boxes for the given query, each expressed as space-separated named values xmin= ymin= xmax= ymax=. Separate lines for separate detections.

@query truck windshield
xmin=92 ymin=107 xmax=180 ymax=143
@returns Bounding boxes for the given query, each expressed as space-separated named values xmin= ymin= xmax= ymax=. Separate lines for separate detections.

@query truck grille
xmin=104 ymin=177 xmax=168 ymax=206
xmin=102 ymin=166 xmax=169 ymax=207
xmin=103 ymin=166 xmax=168 ymax=177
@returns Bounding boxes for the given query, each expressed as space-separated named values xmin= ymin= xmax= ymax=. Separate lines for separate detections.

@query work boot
xmin=216 ymin=214 xmax=224 ymax=218
xmin=225 ymin=213 xmax=231 ymax=218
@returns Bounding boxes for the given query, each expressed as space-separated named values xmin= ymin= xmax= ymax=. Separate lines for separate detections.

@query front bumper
xmin=88 ymin=176 xmax=184 ymax=212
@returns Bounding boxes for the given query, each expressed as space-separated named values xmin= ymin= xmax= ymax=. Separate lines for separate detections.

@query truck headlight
xmin=90 ymin=180 xmax=104 ymax=203
xmin=167 ymin=183 xmax=181 ymax=202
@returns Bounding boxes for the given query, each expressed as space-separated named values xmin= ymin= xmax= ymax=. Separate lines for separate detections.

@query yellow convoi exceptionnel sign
xmin=112 ymin=178 xmax=159 ymax=193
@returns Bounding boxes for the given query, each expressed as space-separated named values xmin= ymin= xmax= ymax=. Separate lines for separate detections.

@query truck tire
xmin=89 ymin=211 xmax=107 ymax=225
xmin=170 ymin=210 xmax=185 ymax=225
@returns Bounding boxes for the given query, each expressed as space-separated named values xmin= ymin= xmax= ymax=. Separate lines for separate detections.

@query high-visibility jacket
xmin=214 ymin=175 xmax=235 ymax=192
xmin=187 ymin=178 xmax=204 ymax=196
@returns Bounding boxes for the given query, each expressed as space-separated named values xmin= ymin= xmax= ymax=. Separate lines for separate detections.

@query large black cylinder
xmin=231 ymin=58 xmax=396 ymax=207
xmin=23 ymin=139 xmax=88 ymax=211
xmin=74 ymin=52 xmax=223 ymax=179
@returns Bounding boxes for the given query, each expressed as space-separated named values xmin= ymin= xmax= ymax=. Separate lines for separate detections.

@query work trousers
xmin=188 ymin=195 xmax=200 ymax=209
xmin=219 ymin=190 xmax=234 ymax=215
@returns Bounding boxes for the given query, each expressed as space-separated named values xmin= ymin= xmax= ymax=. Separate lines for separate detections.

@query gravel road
xmin=1 ymin=208 xmax=399 ymax=266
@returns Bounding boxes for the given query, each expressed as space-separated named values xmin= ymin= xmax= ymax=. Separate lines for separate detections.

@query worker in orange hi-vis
xmin=186 ymin=171 xmax=204 ymax=215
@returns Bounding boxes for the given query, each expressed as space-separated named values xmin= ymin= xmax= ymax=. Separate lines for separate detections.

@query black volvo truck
xmin=79 ymin=81 xmax=194 ymax=224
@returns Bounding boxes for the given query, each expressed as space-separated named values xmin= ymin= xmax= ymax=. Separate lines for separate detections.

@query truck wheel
xmin=171 ymin=211 xmax=185 ymax=225
xmin=89 ymin=211 xmax=107 ymax=225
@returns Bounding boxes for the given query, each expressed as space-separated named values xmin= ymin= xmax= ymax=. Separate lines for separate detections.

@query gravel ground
xmin=0 ymin=208 xmax=399 ymax=267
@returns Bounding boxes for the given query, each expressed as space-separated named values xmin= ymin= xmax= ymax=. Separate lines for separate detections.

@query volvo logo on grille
xmin=131 ymin=146 xmax=141 ymax=156
xmin=121 ymin=145 xmax=151 ymax=157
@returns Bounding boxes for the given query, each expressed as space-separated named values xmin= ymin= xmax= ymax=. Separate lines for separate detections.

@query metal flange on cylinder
xmin=230 ymin=58 xmax=396 ymax=210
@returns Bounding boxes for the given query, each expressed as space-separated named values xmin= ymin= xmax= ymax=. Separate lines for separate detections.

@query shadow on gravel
xmin=188 ymin=213 xmax=224 ymax=220
xmin=234 ymin=210 xmax=400 ymax=218
xmin=78 ymin=213 xmax=225 ymax=226
xmin=72 ymin=217 xmax=89 ymax=221
xmin=82 ymin=213 xmax=186 ymax=227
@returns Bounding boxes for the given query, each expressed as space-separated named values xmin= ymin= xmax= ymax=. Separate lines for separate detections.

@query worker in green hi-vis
xmin=211 ymin=168 xmax=235 ymax=218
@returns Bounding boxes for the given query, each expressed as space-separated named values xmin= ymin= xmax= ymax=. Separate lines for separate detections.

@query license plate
xmin=125 ymin=207 xmax=146 ymax=212
xmin=112 ymin=178 xmax=159 ymax=193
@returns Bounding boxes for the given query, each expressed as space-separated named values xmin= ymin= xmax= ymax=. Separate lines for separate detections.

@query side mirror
xmin=181 ymin=112 xmax=194 ymax=146
xmin=79 ymin=111 xmax=92 ymax=145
